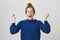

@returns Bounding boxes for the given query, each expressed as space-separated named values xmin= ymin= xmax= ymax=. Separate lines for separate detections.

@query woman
xmin=10 ymin=3 xmax=51 ymax=40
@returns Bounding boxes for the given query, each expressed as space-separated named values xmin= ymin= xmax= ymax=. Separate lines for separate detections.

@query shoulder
xmin=18 ymin=19 xmax=27 ymax=23
xmin=36 ymin=19 xmax=43 ymax=23
xmin=35 ymin=19 xmax=43 ymax=26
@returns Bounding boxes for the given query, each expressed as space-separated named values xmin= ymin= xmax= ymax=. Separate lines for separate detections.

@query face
xmin=26 ymin=7 xmax=35 ymax=20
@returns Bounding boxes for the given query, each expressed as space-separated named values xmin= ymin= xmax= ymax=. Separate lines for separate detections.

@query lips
xmin=28 ymin=15 xmax=32 ymax=17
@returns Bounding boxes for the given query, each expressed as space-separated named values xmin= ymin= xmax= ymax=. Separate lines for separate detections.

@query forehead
xmin=27 ymin=7 xmax=33 ymax=11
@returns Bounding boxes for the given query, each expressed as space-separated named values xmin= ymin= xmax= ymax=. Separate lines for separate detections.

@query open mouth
xmin=28 ymin=15 xmax=32 ymax=17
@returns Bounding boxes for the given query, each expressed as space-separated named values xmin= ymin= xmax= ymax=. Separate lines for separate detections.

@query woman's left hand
xmin=44 ymin=13 xmax=49 ymax=21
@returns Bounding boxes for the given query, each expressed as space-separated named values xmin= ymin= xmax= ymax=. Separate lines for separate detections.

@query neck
xmin=27 ymin=18 xmax=34 ymax=20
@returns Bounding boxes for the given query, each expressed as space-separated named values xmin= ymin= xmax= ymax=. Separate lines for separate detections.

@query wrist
xmin=44 ymin=18 xmax=47 ymax=21
xmin=12 ymin=19 xmax=15 ymax=23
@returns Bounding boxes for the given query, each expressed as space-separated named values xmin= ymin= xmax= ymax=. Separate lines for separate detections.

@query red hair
xmin=25 ymin=3 xmax=35 ymax=14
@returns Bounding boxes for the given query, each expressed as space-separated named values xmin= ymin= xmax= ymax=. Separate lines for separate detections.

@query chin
xmin=28 ymin=17 xmax=33 ymax=20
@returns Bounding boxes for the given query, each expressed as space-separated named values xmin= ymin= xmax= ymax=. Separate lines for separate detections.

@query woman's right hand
xmin=11 ymin=14 xmax=16 ymax=23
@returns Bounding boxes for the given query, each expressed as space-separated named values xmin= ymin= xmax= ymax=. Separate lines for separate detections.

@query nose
xmin=29 ymin=12 xmax=32 ymax=14
xmin=28 ymin=12 xmax=31 ymax=15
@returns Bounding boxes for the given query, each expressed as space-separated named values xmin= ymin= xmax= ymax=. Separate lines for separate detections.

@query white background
xmin=0 ymin=0 xmax=60 ymax=40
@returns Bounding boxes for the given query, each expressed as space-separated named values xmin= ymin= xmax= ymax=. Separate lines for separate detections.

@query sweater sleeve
xmin=39 ymin=21 xmax=51 ymax=34
xmin=10 ymin=21 xmax=22 ymax=34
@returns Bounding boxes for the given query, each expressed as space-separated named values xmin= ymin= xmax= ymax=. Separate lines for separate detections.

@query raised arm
xmin=40 ymin=13 xmax=51 ymax=34
xmin=9 ymin=14 xmax=22 ymax=34
xmin=40 ymin=21 xmax=50 ymax=34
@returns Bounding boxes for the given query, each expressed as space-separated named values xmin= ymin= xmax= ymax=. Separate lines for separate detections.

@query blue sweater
xmin=10 ymin=19 xmax=50 ymax=40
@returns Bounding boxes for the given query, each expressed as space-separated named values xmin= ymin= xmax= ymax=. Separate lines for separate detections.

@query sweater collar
xmin=26 ymin=19 xmax=36 ymax=22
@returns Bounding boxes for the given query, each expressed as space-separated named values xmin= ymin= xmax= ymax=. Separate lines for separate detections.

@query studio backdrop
xmin=0 ymin=0 xmax=60 ymax=40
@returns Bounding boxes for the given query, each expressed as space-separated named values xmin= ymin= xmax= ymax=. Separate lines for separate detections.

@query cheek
xmin=26 ymin=13 xmax=30 ymax=16
xmin=26 ymin=12 xmax=30 ymax=16
xmin=31 ymin=11 xmax=34 ymax=16
xmin=31 ymin=12 xmax=34 ymax=16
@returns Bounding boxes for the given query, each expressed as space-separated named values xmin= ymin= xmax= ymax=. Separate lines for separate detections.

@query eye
xmin=31 ymin=10 xmax=33 ymax=13
xmin=27 ymin=11 xmax=29 ymax=13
